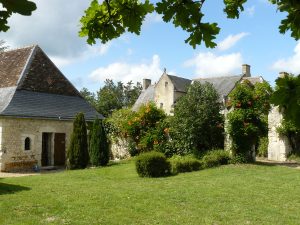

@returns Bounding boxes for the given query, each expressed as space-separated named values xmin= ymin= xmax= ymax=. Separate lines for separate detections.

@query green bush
xmin=257 ymin=136 xmax=268 ymax=157
xmin=229 ymin=154 xmax=248 ymax=164
xmin=135 ymin=151 xmax=171 ymax=177
xmin=201 ymin=149 xmax=230 ymax=168
xmin=67 ymin=112 xmax=89 ymax=169
xmin=89 ymin=118 xmax=109 ymax=166
xmin=170 ymin=155 xmax=201 ymax=174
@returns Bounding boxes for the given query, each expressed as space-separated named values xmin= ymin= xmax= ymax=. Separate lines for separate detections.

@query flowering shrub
xmin=107 ymin=103 xmax=169 ymax=155
xmin=227 ymin=82 xmax=272 ymax=161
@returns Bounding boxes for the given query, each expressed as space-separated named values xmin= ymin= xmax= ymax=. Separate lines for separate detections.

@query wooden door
xmin=42 ymin=133 xmax=51 ymax=166
xmin=54 ymin=133 xmax=66 ymax=166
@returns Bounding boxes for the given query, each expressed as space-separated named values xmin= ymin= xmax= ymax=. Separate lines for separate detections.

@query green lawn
xmin=1 ymin=161 xmax=300 ymax=225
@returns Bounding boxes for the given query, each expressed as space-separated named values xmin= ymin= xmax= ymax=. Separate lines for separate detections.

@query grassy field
xmin=1 ymin=160 xmax=300 ymax=225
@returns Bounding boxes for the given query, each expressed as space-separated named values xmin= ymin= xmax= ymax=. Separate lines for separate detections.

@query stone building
xmin=133 ymin=64 xmax=263 ymax=114
xmin=0 ymin=45 xmax=101 ymax=172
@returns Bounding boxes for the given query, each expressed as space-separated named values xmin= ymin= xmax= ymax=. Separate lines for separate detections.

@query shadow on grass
xmin=254 ymin=160 xmax=300 ymax=168
xmin=0 ymin=181 xmax=30 ymax=195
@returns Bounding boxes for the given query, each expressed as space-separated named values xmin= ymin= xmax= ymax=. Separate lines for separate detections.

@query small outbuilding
xmin=0 ymin=45 xmax=101 ymax=172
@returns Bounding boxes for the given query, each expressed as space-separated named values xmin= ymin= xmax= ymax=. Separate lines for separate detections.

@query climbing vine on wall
xmin=227 ymin=81 xmax=272 ymax=161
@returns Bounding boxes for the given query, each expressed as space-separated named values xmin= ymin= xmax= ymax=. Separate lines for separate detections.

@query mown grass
xmin=1 ymin=161 xmax=300 ymax=225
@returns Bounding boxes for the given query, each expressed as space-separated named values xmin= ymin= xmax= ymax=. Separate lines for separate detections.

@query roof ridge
xmin=193 ymin=74 xmax=243 ymax=80
xmin=16 ymin=45 xmax=38 ymax=87
xmin=2 ymin=44 xmax=38 ymax=53
xmin=167 ymin=74 xmax=192 ymax=81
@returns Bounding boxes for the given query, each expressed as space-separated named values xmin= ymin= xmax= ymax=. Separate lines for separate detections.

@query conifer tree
xmin=89 ymin=118 xmax=110 ymax=166
xmin=67 ymin=112 xmax=89 ymax=169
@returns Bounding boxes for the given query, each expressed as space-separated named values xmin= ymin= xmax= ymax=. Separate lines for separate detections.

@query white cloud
xmin=272 ymin=42 xmax=300 ymax=74
xmin=2 ymin=0 xmax=113 ymax=66
xmin=245 ymin=6 xmax=255 ymax=17
xmin=217 ymin=32 xmax=249 ymax=51
xmin=184 ymin=52 xmax=243 ymax=77
xmin=145 ymin=12 xmax=163 ymax=24
xmin=89 ymin=55 xmax=163 ymax=84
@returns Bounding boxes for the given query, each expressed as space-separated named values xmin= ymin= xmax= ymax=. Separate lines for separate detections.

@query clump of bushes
xmin=135 ymin=151 xmax=171 ymax=177
xmin=170 ymin=155 xmax=201 ymax=174
xmin=201 ymin=149 xmax=231 ymax=168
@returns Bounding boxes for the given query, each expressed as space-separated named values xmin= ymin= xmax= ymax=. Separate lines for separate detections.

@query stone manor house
xmin=0 ymin=46 xmax=101 ymax=172
xmin=133 ymin=65 xmax=292 ymax=162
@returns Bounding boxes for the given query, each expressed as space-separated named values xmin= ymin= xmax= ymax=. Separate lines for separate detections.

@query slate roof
xmin=132 ymin=85 xmax=155 ymax=111
xmin=193 ymin=75 xmax=243 ymax=100
xmin=167 ymin=75 xmax=191 ymax=93
xmin=0 ymin=45 xmax=102 ymax=120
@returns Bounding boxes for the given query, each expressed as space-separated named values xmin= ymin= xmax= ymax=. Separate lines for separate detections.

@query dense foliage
xmin=227 ymin=81 xmax=272 ymax=161
xmin=79 ymin=0 xmax=300 ymax=48
xmin=80 ymin=79 xmax=142 ymax=117
xmin=89 ymin=118 xmax=110 ymax=166
xmin=107 ymin=103 xmax=168 ymax=155
xmin=271 ymin=75 xmax=300 ymax=128
xmin=169 ymin=81 xmax=224 ymax=155
xmin=67 ymin=113 xmax=89 ymax=169
xmin=169 ymin=155 xmax=201 ymax=174
xmin=135 ymin=151 xmax=171 ymax=177
xmin=276 ymin=119 xmax=300 ymax=156
xmin=201 ymin=149 xmax=231 ymax=168
xmin=0 ymin=0 xmax=36 ymax=32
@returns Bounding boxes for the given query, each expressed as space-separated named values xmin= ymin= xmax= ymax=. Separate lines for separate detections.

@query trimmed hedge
xmin=135 ymin=151 xmax=171 ymax=177
xmin=170 ymin=155 xmax=201 ymax=174
xmin=201 ymin=149 xmax=231 ymax=168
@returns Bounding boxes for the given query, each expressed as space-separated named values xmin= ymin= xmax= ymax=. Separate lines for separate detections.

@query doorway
xmin=54 ymin=133 xmax=66 ymax=166
xmin=42 ymin=133 xmax=52 ymax=166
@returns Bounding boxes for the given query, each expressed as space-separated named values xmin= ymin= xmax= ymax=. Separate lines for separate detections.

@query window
xmin=160 ymin=103 xmax=163 ymax=109
xmin=25 ymin=137 xmax=31 ymax=151
xmin=165 ymin=81 xmax=168 ymax=87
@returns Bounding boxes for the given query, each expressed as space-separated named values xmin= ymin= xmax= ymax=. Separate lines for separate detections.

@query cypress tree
xmin=89 ymin=118 xmax=109 ymax=166
xmin=67 ymin=112 xmax=89 ymax=169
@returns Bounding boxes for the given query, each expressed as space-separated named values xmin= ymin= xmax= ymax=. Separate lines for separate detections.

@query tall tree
xmin=170 ymin=81 xmax=224 ymax=155
xmin=80 ymin=87 xmax=97 ymax=108
xmin=79 ymin=0 xmax=300 ymax=48
xmin=89 ymin=118 xmax=109 ymax=166
xmin=67 ymin=113 xmax=89 ymax=169
xmin=271 ymin=74 xmax=300 ymax=128
xmin=81 ymin=79 xmax=142 ymax=117
xmin=0 ymin=0 xmax=36 ymax=32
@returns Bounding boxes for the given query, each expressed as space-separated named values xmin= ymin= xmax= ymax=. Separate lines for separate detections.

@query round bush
xmin=201 ymin=149 xmax=231 ymax=168
xmin=135 ymin=151 xmax=171 ymax=177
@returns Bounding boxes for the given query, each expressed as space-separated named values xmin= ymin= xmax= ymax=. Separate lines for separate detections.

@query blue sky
xmin=2 ymin=0 xmax=300 ymax=92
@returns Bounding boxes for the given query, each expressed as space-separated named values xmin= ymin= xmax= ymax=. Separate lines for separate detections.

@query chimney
xmin=279 ymin=72 xmax=289 ymax=78
xmin=143 ymin=79 xmax=151 ymax=90
xmin=242 ymin=64 xmax=251 ymax=77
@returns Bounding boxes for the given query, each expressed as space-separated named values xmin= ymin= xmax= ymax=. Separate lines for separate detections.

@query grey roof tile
xmin=132 ymin=85 xmax=155 ymax=111
xmin=193 ymin=75 xmax=243 ymax=99
xmin=0 ymin=90 xmax=102 ymax=121
xmin=167 ymin=75 xmax=191 ymax=92
xmin=0 ymin=87 xmax=16 ymax=112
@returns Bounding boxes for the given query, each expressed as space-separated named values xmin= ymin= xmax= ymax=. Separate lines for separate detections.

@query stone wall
xmin=0 ymin=117 xmax=73 ymax=171
xmin=110 ymin=137 xmax=130 ymax=160
xmin=268 ymin=106 xmax=292 ymax=161
xmin=154 ymin=74 xmax=175 ymax=115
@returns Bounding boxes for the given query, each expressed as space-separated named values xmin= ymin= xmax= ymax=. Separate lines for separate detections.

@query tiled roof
xmin=0 ymin=90 xmax=102 ymax=121
xmin=193 ymin=75 xmax=243 ymax=100
xmin=0 ymin=45 xmax=102 ymax=120
xmin=167 ymin=75 xmax=192 ymax=92
xmin=0 ymin=46 xmax=33 ymax=88
xmin=132 ymin=85 xmax=155 ymax=111
xmin=18 ymin=46 xmax=81 ymax=96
